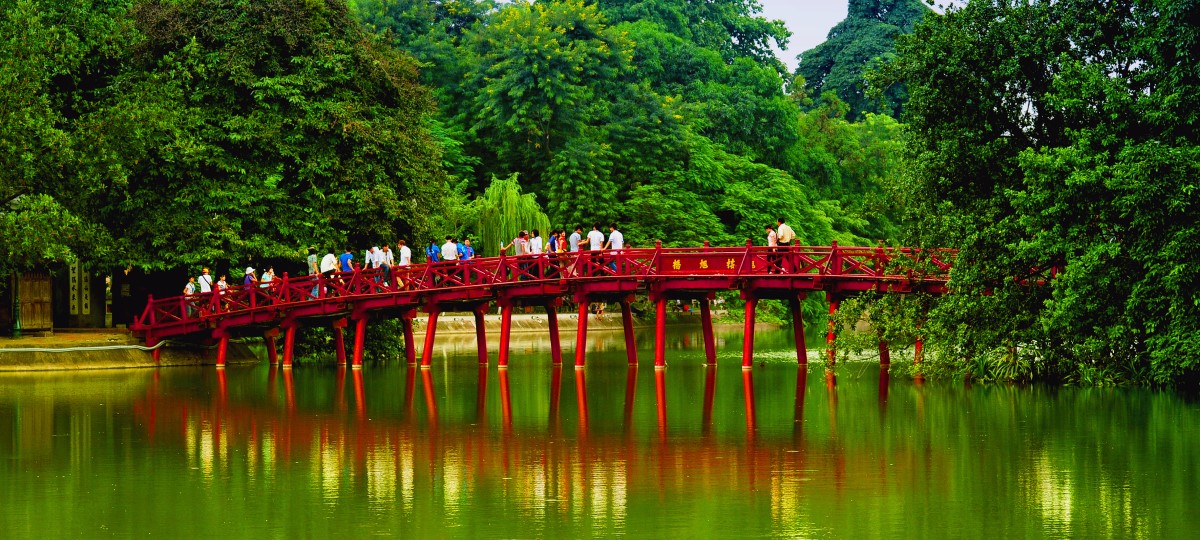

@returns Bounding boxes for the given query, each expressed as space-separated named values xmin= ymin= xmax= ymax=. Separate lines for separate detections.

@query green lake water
xmin=1 ymin=325 xmax=1197 ymax=538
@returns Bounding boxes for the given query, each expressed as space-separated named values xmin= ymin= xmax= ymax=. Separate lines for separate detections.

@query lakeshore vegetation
xmin=2 ymin=0 xmax=1197 ymax=385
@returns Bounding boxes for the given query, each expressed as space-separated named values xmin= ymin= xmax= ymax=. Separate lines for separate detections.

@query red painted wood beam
xmin=654 ymin=297 xmax=667 ymax=368
xmin=742 ymin=297 xmax=757 ymax=369
xmin=282 ymin=325 xmax=297 ymax=368
xmin=474 ymin=304 xmax=489 ymax=366
xmin=789 ymin=295 xmax=807 ymax=365
xmin=700 ymin=298 xmax=717 ymax=365
xmin=352 ymin=317 xmax=367 ymax=368
xmin=574 ymin=301 xmax=589 ymax=368
xmin=216 ymin=333 xmax=229 ymax=369
xmin=879 ymin=338 xmax=891 ymax=367
xmin=333 ymin=318 xmax=348 ymax=366
xmin=401 ymin=310 xmax=417 ymax=365
xmin=546 ymin=302 xmax=563 ymax=365
xmin=420 ymin=308 xmax=439 ymax=368
xmin=498 ymin=303 xmax=513 ymax=368
xmin=620 ymin=298 xmax=638 ymax=366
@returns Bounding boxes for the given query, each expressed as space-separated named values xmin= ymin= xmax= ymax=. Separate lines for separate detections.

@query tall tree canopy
xmin=0 ymin=0 xmax=449 ymax=274
xmin=795 ymin=0 xmax=929 ymax=120
xmin=889 ymin=0 xmax=1200 ymax=384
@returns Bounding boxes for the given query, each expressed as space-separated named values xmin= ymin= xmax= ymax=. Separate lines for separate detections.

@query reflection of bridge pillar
xmin=332 ymin=318 xmax=348 ymax=366
xmin=474 ymin=304 xmax=489 ymax=366
xmin=336 ymin=365 xmax=347 ymax=412
xmin=701 ymin=297 xmax=717 ymax=365
xmin=546 ymin=301 xmax=563 ymax=365
xmin=790 ymin=295 xmax=808 ymax=365
xmin=353 ymin=368 xmax=366 ymax=421
xmin=653 ymin=296 xmax=667 ymax=369
xmin=264 ymin=328 xmax=280 ymax=365
xmin=352 ymin=317 xmax=367 ymax=368
xmin=574 ymin=301 xmax=589 ymax=368
xmin=741 ymin=294 xmax=758 ymax=369
xmin=420 ymin=306 xmax=440 ymax=368
xmin=794 ymin=367 xmax=807 ymax=439
xmin=620 ymin=296 xmax=638 ymax=366
xmin=282 ymin=324 xmax=297 ymax=368
xmin=654 ymin=367 xmax=667 ymax=441
xmin=401 ymin=309 xmax=417 ymax=365
xmin=575 ymin=369 xmax=589 ymax=437
xmin=549 ymin=365 xmax=562 ymax=432
xmin=421 ymin=367 xmax=438 ymax=426
xmin=404 ymin=364 xmax=416 ymax=417
xmin=499 ymin=368 xmax=512 ymax=433
xmin=702 ymin=365 xmax=716 ymax=435
xmin=476 ymin=365 xmax=488 ymax=423
xmin=624 ymin=365 xmax=638 ymax=434
xmin=498 ymin=302 xmax=513 ymax=368
xmin=742 ymin=368 xmax=756 ymax=437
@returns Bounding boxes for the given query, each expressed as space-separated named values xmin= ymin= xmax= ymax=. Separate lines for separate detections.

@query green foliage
xmin=467 ymin=174 xmax=552 ymax=258
xmin=795 ymin=0 xmax=929 ymax=120
xmin=886 ymin=0 xmax=1200 ymax=385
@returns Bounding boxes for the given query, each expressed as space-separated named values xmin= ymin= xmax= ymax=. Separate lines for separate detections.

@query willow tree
xmin=469 ymin=174 xmax=551 ymax=258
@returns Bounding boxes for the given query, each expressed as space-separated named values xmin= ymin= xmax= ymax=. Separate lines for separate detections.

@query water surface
xmin=1 ymin=326 xmax=1197 ymax=537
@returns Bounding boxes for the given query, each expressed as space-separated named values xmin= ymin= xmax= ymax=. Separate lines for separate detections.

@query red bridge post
xmin=653 ymin=295 xmax=667 ymax=369
xmin=789 ymin=295 xmax=807 ymax=365
xmin=401 ymin=309 xmax=417 ymax=365
xmin=420 ymin=306 xmax=440 ymax=369
xmin=264 ymin=329 xmax=280 ymax=365
xmin=546 ymin=300 xmax=563 ymax=365
xmin=474 ymin=303 xmax=490 ymax=366
xmin=700 ymin=296 xmax=717 ymax=365
xmin=282 ymin=325 xmax=297 ymax=368
xmin=333 ymin=318 xmax=348 ymax=366
xmin=574 ymin=300 xmax=589 ymax=368
xmin=878 ymin=335 xmax=891 ymax=368
xmin=215 ymin=330 xmax=229 ymax=369
xmin=826 ymin=296 xmax=840 ymax=367
xmin=741 ymin=293 xmax=758 ymax=370
xmin=352 ymin=317 xmax=367 ymax=369
xmin=498 ymin=302 xmax=513 ymax=368
xmin=620 ymin=295 xmax=638 ymax=366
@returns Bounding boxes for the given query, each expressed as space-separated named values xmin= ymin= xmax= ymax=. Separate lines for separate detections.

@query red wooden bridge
xmin=131 ymin=241 xmax=954 ymax=369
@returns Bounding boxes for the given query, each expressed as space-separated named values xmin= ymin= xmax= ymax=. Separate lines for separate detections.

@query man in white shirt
xmin=397 ymin=240 xmax=412 ymax=265
xmin=318 ymin=251 xmax=338 ymax=297
xmin=776 ymin=217 xmax=796 ymax=272
xmin=198 ymin=268 xmax=213 ymax=293
xmin=604 ymin=224 xmax=624 ymax=272
xmin=587 ymin=223 xmax=604 ymax=250
xmin=530 ymin=229 xmax=544 ymax=255
xmin=441 ymin=236 xmax=459 ymax=261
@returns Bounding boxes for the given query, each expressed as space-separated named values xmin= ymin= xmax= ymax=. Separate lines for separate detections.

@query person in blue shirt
xmin=462 ymin=238 xmax=475 ymax=260
xmin=426 ymin=240 xmax=440 ymax=263
xmin=339 ymin=248 xmax=354 ymax=272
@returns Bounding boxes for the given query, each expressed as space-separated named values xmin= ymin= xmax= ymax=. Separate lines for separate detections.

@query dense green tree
xmin=887 ymin=0 xmax=1200 ymax=384
xmin=795 ymin=0 xmax=929 ymax=120
xmin=81 ymin=0 xmax=449 ymax=269
xmin=467 ymin=174 xmax=552 ymax=258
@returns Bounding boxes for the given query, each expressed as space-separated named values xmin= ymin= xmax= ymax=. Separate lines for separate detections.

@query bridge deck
xmin=131 ymin=243 xmax=954 ymax=368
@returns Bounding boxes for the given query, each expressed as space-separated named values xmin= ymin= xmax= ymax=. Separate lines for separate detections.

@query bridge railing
xmin=132 ymin=243 xmax=957 ymax=331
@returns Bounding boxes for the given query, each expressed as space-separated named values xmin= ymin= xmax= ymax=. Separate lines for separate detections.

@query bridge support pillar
xmin=790 ymin=295 xmax=807 ymax=365
xmin=215 ymin=332 xmax=229 ymax=369
xmin=401 ymin=310 xmax=417 ymax=365
xmin=333 ymin=318 xmax=348 ymax=366
xmin=498 ymin=302 xmax=513 ymax=368
xmin=654 ymin=296 xmax=667 ymax=369
xmin=264 ymin=329 xmax=280 ymax=365
xmin=282 ymin=325 xmax=297 ymax=368
xmin=701 ymin=297 xmax=717 ymax=365
xmin=546 ymin=301 xmax=563 ymax=365
xmin=352 ymin=317 xmax=367 ymax=369
xmin=474 ymin=304 xmax=489 ymax=366
xmin=420 ymin=307 xmax=440 ymax=368
xmin=149 ymin=337 xmax=161 ymax=364
xmin=620 ymin=297 xmax=638 ymax=366
xmin=574 ymin=301 xmax=589 ymax=368
xmin=826 ymin=297 xmax=840 ymax=367
xmin=742 ymin=297 xmax=757 ymax=369
xmin=879 ymin=337 xmax=891 ymax=368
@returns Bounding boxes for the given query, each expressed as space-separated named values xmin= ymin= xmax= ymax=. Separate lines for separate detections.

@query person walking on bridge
xmin=776 ymin=217 xmax=796 ymax=273
xmin=198 ymin=268 xmax=213 ymax=294
xmin=603 ymin=224 xmax=624 ymax=273
xmin=766 ymin=224 xmax=780 ymax=274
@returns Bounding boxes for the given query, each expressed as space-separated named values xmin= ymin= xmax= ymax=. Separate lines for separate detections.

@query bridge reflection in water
xmin=133 ymin=361 xmax=922 ymax=531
